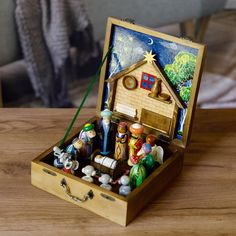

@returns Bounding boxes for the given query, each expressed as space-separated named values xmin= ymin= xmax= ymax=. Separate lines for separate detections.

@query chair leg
xmin=180 ymin=20 xmax=195 ymax=40
xmin=195 ymin=16 xmax=211 ymax=42
xmin=0 ymin=80 xmax=3 ymax=107
xmin=180 ymin=16 xmax=211 ymax=42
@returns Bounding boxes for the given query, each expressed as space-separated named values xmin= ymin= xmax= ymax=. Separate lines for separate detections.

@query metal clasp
xmin=60 ymin=178 xmax=93 ymax=203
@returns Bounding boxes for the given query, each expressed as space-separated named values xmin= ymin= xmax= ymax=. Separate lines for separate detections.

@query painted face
xmin=103 ymin=117 xmax=111 ymax=125
xmin=73 ymin=139 xmax=84 ymax=150
xmin=86 ymin=129 xmax=96 ymax=138
xmin=137 ymin=143 xmax=152 ymax=157
xmin=137 ymin=147 xmax=146 ymax=157
xmin=117 ymin=122 xmax=127 ymax=134
xmin=118 ymin=126 xmax=126 ymax=134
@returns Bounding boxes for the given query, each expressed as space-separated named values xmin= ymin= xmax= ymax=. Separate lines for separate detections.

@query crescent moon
xmin=148 ymin=37 xmax=153 ymax=45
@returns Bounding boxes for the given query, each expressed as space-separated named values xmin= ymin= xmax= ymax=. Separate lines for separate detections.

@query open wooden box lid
xmin=96 ymin=17 xmax=206 ymax=149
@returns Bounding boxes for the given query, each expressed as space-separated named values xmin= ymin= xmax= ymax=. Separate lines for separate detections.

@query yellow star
xmin=144 ymin=51 xmax=156 ymax=63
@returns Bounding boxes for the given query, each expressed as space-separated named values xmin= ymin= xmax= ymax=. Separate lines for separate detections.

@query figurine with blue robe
xmin=98 ymin=109 xmax=116 ymax=155
xmin=65 ymin=138 xmax=84 ymax=160
xmin=66 ymin=140 xmax=78 ymax=158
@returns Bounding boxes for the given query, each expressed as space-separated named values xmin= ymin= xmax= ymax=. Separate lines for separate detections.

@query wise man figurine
xmin=98 ymin=109 xmax=116 ymax=155
xmin=79 ymin=123 xmax=96 ymax=159
xmin=128 ymin=123 xmax=144 ymax=166
xmin=114 ymin=122 xmax=128 ymax=161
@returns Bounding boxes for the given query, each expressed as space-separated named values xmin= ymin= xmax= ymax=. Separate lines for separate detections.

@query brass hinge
xmin=122 ymin=18 xmax=135 ymax=24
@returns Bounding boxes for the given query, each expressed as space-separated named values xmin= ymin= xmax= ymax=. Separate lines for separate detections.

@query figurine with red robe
xmin=128 ymin=123 xmax=144 ymax=166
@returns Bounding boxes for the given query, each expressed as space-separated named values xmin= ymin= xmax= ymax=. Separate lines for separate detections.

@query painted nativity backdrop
xmin=102 ymin=25 xmax=198 ymax=141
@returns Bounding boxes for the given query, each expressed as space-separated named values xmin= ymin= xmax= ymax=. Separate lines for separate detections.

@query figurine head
xmin=101 ymin=109 xmax=113 ymax=125
xmin=72 ymin=138 xmax=84 ymax=150
xmin=146 ymin=134 xmax=157 ymax=147
xmin=129 ymin=123 xmax=144 ymax=137
xmin=137 ymin=143 xmax=152 ymax=157
xmin=98 ymin=174 xmax=113 ymax=184
xmin=82 ymin=165 xmax=96 ymax=177
xmin=118 ymin=122 xmax=128 ymax=134
xmin=142 ymin=143 xmax=152 ymax=154
xmin=118 ymin=175 xmax=130 ymax=186
xmin=83 ymin=123 xmax=96 ymax=138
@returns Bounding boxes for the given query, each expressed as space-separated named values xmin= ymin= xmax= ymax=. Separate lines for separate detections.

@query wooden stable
xmin=31 ymin=17 xmax=206 ymax=226
xmin=107 ymin=58 xmax=186 ymax=139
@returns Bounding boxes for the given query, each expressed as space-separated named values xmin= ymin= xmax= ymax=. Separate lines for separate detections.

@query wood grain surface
xmin=0 ymin=108 xmax=235 ymax=236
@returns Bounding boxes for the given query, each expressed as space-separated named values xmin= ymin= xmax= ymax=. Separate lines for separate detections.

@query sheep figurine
xmin=118 ymin=175 xmax=131 ymax=197
xmin=81 ymin=165 xmax=96 ymax=183
xmin=98 ymin=174 xmax=113 ymax=191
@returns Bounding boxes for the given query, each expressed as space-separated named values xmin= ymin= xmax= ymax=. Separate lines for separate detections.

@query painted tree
xmin=164 ymin=51 xmax=196 ymax=102
xmin=164 ymin=51 xmax=197 ymax=138
xmin=180 ymin=86 xmax=191 ymax=102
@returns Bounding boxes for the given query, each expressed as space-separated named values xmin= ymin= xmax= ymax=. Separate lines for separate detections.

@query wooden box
xmin=31 ymin=17 xmax=206 ymax=226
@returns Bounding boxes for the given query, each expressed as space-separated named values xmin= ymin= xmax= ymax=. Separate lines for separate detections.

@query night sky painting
xmin=103 ymin=25 xmax=199 ymax=140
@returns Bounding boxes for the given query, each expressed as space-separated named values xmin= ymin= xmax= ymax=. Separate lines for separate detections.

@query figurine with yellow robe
xmin=114 ymin=122 xmax=128 ymax=161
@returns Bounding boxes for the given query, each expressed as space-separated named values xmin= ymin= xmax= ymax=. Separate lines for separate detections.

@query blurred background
xmin=0 ymin=0 xmax=235 ymax=109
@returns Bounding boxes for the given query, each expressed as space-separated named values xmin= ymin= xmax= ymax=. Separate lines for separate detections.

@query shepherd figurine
xmin=79 ymin=123 xmax=96 ymax=159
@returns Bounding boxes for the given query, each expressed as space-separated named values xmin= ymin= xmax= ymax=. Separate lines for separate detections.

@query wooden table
xmin=0 ymin=108 xmax=235 ymax=235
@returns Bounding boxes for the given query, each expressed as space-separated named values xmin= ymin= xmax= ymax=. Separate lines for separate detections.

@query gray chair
xmin=0 ymin=0 xmax=227 ymax=107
